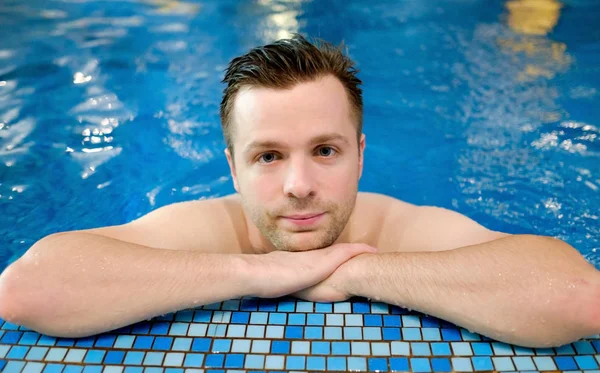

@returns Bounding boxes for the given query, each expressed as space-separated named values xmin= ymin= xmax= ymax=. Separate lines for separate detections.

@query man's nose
xmin=283 ymin=157 xmax=314 ymax=199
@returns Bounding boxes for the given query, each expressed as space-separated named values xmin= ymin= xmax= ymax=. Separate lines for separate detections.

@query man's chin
xmin=277 ymin=231 xmax=334 ymax=252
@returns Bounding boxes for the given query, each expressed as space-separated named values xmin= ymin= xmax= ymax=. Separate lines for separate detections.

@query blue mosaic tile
xmin=2 ymin=298 xmax=599 ymax=373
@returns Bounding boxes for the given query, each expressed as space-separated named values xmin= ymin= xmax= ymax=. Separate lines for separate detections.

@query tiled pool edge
xmin=1 ymin=296 xmax=599 ymax=372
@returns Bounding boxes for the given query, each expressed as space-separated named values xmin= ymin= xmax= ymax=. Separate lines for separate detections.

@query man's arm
xmin=0 ymin=196 xmax=374 ymax=337
xmin=342 ymin=235 xmax=600 ymax=347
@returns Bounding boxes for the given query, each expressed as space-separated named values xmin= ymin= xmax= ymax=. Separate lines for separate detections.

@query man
xmin=0 ymin=35 xmax=598 ymax=348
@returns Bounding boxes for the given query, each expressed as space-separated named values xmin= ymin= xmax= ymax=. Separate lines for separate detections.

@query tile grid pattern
xmin=1 ymin=297 xmax=599 ymax=372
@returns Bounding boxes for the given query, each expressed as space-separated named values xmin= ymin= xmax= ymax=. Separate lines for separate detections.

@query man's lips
xmin=280 ymin=212 xmax=326 ymax=227
xmin=282 ymin=213 xmax=324 ymax=220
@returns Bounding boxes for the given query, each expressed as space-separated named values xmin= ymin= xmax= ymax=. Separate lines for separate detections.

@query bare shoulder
xmin=356 ymin=192 xmax=510 ymax=252
xmin=82 ymin=194 xmax=250 ymax=253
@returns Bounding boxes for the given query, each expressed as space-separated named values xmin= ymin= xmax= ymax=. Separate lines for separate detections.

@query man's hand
xmin=292 ymin=243 xmax=377 ymax=303
xmin=243 ymin=243 xmax=376 ymax=299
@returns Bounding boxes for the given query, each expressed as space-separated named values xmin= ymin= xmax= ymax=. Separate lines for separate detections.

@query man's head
xmin=220 ymin=34 xmax=365 ymax=252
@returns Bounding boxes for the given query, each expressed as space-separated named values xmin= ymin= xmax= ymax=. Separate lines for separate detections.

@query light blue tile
xmin=226 ymin=325 xmax=246 ymax=338
xmin=391 ymin=341 xmax=410 ymax=356
xmin=326 ymin=314 xmax=344 ymax=326
xmin=422 ymin=328 xmax=441 ymax=341
xmin=363 ymin=327 xmax=382 ymax=340
xmin=492 ymin=357 xmax=515 ymax=371
xmin=307 ymin=356 xmax=326 ymax=371
xmin=143 ymin=351 xmax=164 ymax=366
xmin=168 ymin=323 xmax=188 ymax=336
xmin=324 ymin=327 xmax=342 ymax=340
xmin=351 ymin=342 xmax=370 ymax=355
xmin=513 ymin=357 xmax=536 ymax=371
xmin=312 ymin=341 xmax=330 ymax=355
xmin=64 ymin=349 xmax=86 ymax=363
xmin=206 ymin=324 xmax=226 ymax=337
xmin=411 ymin=342 xmax=432 ymax=356
xmin=403 ymin=328 xmax=422 ymax=341
xmin=296 ymin=302 xmax=314 ymax=312
xmin=411 ymin=357 xmax=432 ymax=372
xmin=27 ymin=347 xmax=49 ymax=361
xmin=163 ymin=352 xmax=184 ymax=367
xmin=5 ymin=361 xmax=26 ymax=373
xmin=371 ymin=342 xmax=391 ymax=356
xmin=452 ymin=342 xmax=473 ymax=356
xmin=269 ymin=313 xmax=287 ymax=325
xmin=115 ymin=335 xmax=135 ymax=349
xmin=292 ymin=341 xmax=310 ymax=354
xmin=328 ymin=356 xmax=347 ymax=371
xmin=345 ymin=315 xmax=362 ymax=326
xmin=344 ymin=327 xmax=362 ymax=340
xmin=251 ymin=340 xmax=271 ymax=353
xmin=143 ymin=368 xmax=163 ymax=373
xmin=171 ymin=338 xmax=192 ymax=352
xmin=245 ymin=325 xmax=265 ymax=338
xmin=244 ymin=354 xmax=264 ymax=369
xmin=187 ymin=324 xmax=207 ymax=337
xmin=64 ymin=365 xmax=84 ymax=373
xmin=82 ymin=366 xmax=102 ymax=373
xmin=0 ymin=344 xmax=10 ymax=358
xmin=45 ymin=347 xmax=68 ymax=361
xmin=305 ymin=326 xmax=323 ymax=339
xmin=38 ymin=336 xmax=57 ymax=346
xmin=471 ymin=356 xmax=493 ymax=371
xmin=452 ymin=357 xmax=473 ymax=372
xmin=491 ymin=342 xmax=514 ymax=355
xmin=265 ymin=325 xmax=284 ymax=338
xmin=22 ymin=362 xmax=44 ymax=373
xmin=288 ymin=314 xmax=306 ymax=325
xmin=533 ymin=356 xmax=557 ymax=371
xmin=347 ymin=357 xmax=367 ymax=372
xmin=535 ymin=348 xmax=555 ymax=355
xmin=212 ymin=339 xmax=231 ymax=353
xmin=402 ymin=315 xmax=421 ymax=327
xmin=315 ymin=304 xmax=332 ymax=313
xmin=124 ymin=351 xmax=145 ymax=365
xmin=250 ymin=312 xmax=268 ymax=324
xmin=265 ymin=355 xmax=284 ymax=369
xmin=307 ymin=314 xmax=325 ymax=326
xmin=231 ymin=339 xmax=251 ymax=353
xmin=334 ymin=302 xmax=351 ymax=313
xmin=286 ymin=355 xmax=306 ymax=370
xmin=211 ymin=310 xmax=231 ymax=323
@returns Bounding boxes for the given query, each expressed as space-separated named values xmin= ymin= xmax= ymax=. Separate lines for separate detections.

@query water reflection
xmin=257 ymin=0 xmax=306 ymax=41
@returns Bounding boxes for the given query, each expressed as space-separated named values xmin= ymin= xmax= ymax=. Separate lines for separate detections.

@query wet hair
xmin=220 ymin=34 xmax=363 ymax=157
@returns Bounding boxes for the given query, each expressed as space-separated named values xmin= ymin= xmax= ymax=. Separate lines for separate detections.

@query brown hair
xmin=220 ymin=34 xmax=363 ymax=156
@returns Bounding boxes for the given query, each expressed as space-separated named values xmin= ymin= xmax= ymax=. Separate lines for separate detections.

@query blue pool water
xmin=1 ymin=0 xmax=599 ymax=270
xmin=1 ymin=2 xmax=600 ymax=372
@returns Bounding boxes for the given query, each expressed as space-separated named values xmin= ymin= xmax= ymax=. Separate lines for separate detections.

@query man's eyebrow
xmin=243 ymin=133 xmax=350 ymax=154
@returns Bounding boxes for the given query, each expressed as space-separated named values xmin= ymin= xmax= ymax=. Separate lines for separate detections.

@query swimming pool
xmin=1 ymin=0 xmax=599 ymax=371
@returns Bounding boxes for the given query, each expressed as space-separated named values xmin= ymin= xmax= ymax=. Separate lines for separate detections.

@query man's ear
xmin=225 ymin=148 xmax=240 ymax=193
xmin=358 ymin=133 xmax=366 ymax=179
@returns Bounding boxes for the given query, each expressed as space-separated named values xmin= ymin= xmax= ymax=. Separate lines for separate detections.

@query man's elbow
xmin=0 ymin=263 xmax=32 ymax=327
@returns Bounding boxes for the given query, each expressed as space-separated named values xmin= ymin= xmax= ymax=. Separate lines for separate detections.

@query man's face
xmin=225 ymin=75 xmax=365 ymax=252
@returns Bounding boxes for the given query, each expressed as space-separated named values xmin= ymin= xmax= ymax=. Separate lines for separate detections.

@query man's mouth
xmin=281 ymin=212 xmax=325 ymax=227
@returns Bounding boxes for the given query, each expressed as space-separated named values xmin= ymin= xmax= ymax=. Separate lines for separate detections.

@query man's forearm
xmin=344 ymin=234 xmax=600 ymax=347
xmin=0 ymin=232 xmax=255 ymax=338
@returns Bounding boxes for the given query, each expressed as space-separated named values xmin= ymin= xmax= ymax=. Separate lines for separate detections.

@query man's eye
xmin=258 ymin=152 xmax=279 ymax=163
xmin=317 ymin=147 xmax=337 ymax=157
